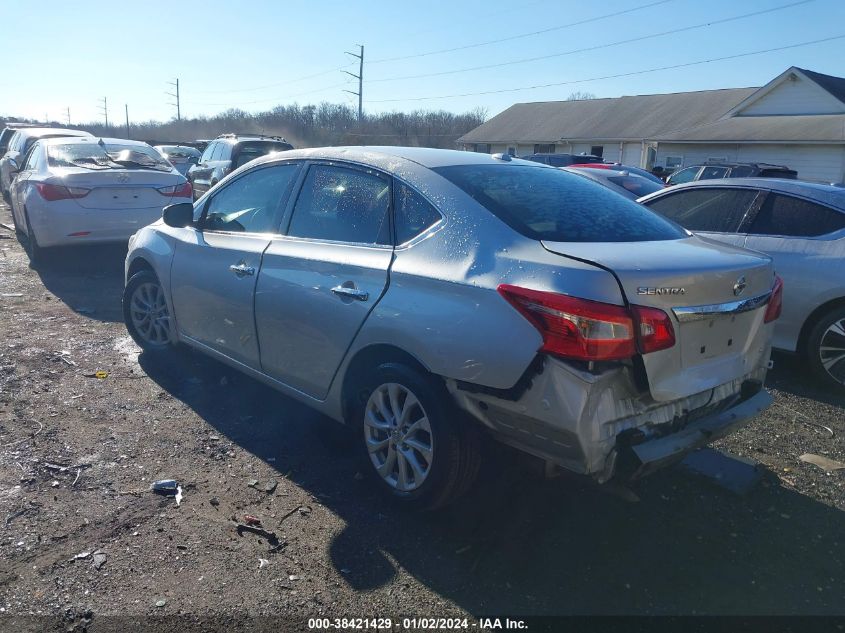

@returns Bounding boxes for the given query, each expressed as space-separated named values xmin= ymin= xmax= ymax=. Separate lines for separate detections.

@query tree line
xmin=3 ymin=103 xmax=488 ymax=149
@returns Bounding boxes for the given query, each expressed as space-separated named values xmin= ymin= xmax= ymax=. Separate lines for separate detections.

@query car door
xmin=642 ymin=186 xmax=762 ymax=248
xmin=169 ymin=162 xmax=301 ymax=368
xmin=255 ymin=162 xmax=393 ymax=399
xmin=10 ymin=143 xmax=40 ymax=225
xmin=740 ymin=192 xmax=845 ymax=351
xmin=189 ymin=141 xmax=217 ymax=196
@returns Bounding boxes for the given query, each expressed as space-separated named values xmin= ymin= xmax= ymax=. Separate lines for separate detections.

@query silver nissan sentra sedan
xmin=123 ymin=147 xmax=781 ymax=508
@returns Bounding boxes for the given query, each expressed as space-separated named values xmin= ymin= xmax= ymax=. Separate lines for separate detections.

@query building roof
xmin=653 ymin=114 xmax=845 ymax=143
xmin=798 ymin=68 xmax=845 ymax=106
xmin=458 ymin=87 xmax=757 ymax=144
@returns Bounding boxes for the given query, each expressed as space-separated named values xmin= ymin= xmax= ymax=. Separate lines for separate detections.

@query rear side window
xmin=287 ymin=165 xmax=391 ymax=245
xmin=199 ymin=142 xmax=216 ymax=162
xmin=394 ymin=182 xmax=441 ymax=244
xmin=666 ymin=166 xmax=699 ymax=185
xmin=606 ymin=175 xmax=663 ymax=197
xmin=699 ymin=166 xmax=728 ymax=180
xmin=202 ymin=164 xmax=298 ymax=233
xmin=747 ymin=194 xmax=845 ymax=237
xmin=729 ymin=165 xmax=754 ymax=178
xmin=645 ymin=188 xmax=757 ymax=233
xmin=434 ymin=164 xmax=685 ymax=242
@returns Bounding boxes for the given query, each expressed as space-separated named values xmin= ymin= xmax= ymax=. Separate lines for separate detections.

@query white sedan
xmin=9 ymin=137 xmax=192 ymax=264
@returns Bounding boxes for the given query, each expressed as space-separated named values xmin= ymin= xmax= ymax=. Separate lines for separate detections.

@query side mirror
xmin=162 ymin=202 xmax=194 ymax=228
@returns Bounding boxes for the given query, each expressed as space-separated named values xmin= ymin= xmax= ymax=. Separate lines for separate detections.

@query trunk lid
xmin=541 ymin=236 xmax=775 ymax=401
xmin=53 ymin=168 xmax=185 ymax=210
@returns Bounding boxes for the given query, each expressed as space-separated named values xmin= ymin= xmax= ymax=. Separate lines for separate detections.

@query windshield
xmin=434 ymin=164 xmax=686 ymax=242
xmin=48 ymin=143 xmax=171 ymax=171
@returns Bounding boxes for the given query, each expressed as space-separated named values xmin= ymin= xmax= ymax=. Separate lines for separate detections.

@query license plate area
xmin=678 ymin=310 xmax=757 ymax=367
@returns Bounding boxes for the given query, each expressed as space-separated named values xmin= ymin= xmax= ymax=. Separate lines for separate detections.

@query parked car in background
xmin=563 ymin=166 xmax=665 ymax=200
xmin=1 ymin=127 xmax=93 ymax=197
xmin=569 ymin=162 xmax=665 ymax=185
xmin=639 ymin=178 xmax=845 ymax=390
xmin=124 ymin=147 xmax=778 ymax=508
xmin=187 ymin=133 xmax=294 ymax=199
xmin=665 ymin=162 xmax=797 ymax=187
xmin=0 ymin=123 xmax=40 ymax=157
xmin=519 ymin=152 xmax=604 ymax=167
xmin=154 ymin=145 xmax=202 ymax=176
xmin=9 ymin=137 xmax=191 ymax=264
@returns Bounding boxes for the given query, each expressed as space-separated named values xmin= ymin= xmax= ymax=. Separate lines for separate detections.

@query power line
xmin=367 ymin=0 xmax=674 ymax=65
xmin=193 ymin=63 xmax=356 ymax=95
xmin=366 ymin=34 xmax=845 ymax=103
xmin=369 ymin=0 xmax=813 ymax=83
xmin=343 ymin=45 xmax=364 ymax=122
xmin=187 ymin=81 xmax=352 ymax=107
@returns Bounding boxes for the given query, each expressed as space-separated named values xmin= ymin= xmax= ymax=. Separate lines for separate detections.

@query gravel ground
xmin=0 ymin=200 xmax=843 ymax=631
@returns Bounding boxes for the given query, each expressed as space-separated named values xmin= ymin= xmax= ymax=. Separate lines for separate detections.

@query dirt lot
xmin=0 ymin=199 xmax=843 ymax=630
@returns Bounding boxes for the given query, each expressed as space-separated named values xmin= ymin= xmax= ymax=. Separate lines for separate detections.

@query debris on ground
xmin=175 ymin=486 xmax=183 ymax=506
xmin=263 ymin=480 xmax=278 ymax=494
xmin=234 ymin=521 xmax=282 ymax=548
xmin=92 ymin=551 xmax=107 ymax=570
xmin=243 ymin=514 xmax=261 ymax=526
xmin=151 ymin=480 xmax=179 ymax=495
xmin=258 ymin=558 xmax=269 ymax=569
xmin=155 ymin=600 xmax=166 ymax=608
xmin=799 ymin=453 xmax=845 ymax=472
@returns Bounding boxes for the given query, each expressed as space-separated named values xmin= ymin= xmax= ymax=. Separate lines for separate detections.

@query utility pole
xmin=125 ymin=104 xmax=130 ymax=138
xmin=343 ymin=44 xmax=364 ymax=122
xmin=66 ymin=107 xmax=71 ymax=126
xmin=166 ymin=78 xmax=181 ymax=121
xmin=98 ymin=97 xmax=109 ymax=131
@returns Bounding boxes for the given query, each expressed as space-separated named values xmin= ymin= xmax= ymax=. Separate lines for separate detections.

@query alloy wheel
xmin=364 ymin=382 xmax=434 ymax=492
xmin=819 ymin=317 xmax=845 ymax=386
xmin=129 ymin=282 xmax=171 ymax=347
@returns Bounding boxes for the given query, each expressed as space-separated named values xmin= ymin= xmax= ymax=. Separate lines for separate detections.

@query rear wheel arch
xmin=340 ymin=344 xmax=431 ymax=424
xmin=797 ymin=297 xmax=845 ymax=354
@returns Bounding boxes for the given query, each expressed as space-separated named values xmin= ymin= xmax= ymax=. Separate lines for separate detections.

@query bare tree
xmin=566 ymin=91 xmax=597 ymax=101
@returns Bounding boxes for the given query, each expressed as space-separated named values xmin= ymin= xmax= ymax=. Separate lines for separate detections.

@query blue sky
xmin=3 ymin=0 xmax=844 ymax=124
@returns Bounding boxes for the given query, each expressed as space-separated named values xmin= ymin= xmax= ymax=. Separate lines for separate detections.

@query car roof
xmin=256 ymin=146 xmax=551 ymax=169
xmin=14 ymin=127 xmax=91 ymax=139
xmin=41 ymin=137 xmax=151 ymax=147
xmin=639 ymin=177 xmax=845 ymax=209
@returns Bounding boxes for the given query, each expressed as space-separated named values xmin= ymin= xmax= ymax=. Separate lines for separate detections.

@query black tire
xmin=354 ymin=362 xmax=481 ymax=510
xmin=804 ymin=305 xmax=845 ymax=392
xmin=123 ymin=270 xmax=175 ymax=353
xmin=23 ymin=209 xmax=43 ymax=266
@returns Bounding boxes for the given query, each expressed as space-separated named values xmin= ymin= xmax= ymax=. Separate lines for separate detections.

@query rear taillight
xmin=498 ymin=284 xmax=675 ymax=362
xmin=764 ymin=275 xmax=783 ymax=323
xmin=631 ymin=305 xmax=676 ymax=354
xmin=157 ymin=181 xmax=192 ymax=198
xmin=35 ymin=183 xmax=90 ymax=201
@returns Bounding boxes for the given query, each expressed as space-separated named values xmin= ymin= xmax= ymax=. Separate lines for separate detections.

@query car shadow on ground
xmin=768 ymin=350 xmax=845 ymax=411
xmin=137 ymin=347 xmax=844 ymax=616
xmin=33 ymin=244 xmax=127 ymax=323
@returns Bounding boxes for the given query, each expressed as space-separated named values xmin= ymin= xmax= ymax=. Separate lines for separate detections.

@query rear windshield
xmin=434 ymin=164 xmax=686 ymax=242
xmin=158 ymin=145 xmax=200 ymax=158
xmin=48 ymin=143 xmax=171 ymax=171
xmin=233 ymin=141 xmax=293 ymax=169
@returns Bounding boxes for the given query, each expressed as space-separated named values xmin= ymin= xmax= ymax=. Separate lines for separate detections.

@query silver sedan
xmin=123 ymin=147 xmax=779 ymax=508
xmin=640 ymin=178 xmax=845 ymax=391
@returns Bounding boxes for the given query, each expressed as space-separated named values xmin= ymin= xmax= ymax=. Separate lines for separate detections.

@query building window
xmin=665 ymin=156 xmax=684 ymax=169
xmin=534 ymin=143 xmax=555 ymax=154
xmin=473 ymin=143 xmax=491 ymax=153
xmin=590 ymin=145 xmax=604 ymax=158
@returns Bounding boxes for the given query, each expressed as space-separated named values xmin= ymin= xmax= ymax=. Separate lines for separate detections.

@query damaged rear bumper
xmin=621 ymin=388 xmax=773 ymax=480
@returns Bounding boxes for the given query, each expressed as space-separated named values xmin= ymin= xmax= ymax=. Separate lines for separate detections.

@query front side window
xmin=645 ymin=188 xmax=758 ymax=233
xmin=287 ymin=164 xmax=391 ymax=245
xmin=199 ymin=142 xmax=216 ymax=163
xmin=435 ymin=164 xmax=686 ymax=242
xmin=394 ymin=181 xmax=441 ymax=244
xmin=747 ymin=194 xmax=845 ymax=237
xmin=202 ymin=164 xmax=299 ymax=234
xmin=666 ymin=166 xmax=700 ymax=185
xmin=21 ymin=145 xmax=39 ymax=170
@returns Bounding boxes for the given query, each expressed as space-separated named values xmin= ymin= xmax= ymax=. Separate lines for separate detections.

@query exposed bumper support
xmin=625 ymin=388 xmax=774 ymax=479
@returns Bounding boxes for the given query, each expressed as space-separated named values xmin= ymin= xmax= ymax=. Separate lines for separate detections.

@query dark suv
xmin=187 ymin=134 xmax=294 ymax=199
xmin=665 ymin=161 xmax=797 ymax=186
xmin=519 ymin=153 xmax=604 ymax=167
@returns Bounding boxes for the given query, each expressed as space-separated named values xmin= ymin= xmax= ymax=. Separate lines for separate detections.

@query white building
xmin=457 ymin=67 xmax=845 ymax=183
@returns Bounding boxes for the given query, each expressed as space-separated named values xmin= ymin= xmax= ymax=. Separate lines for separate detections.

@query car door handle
xmin=229 ymin=263 xmax=255 ymax=277
xmin=331 ymin=285 xmax=369 ymax=301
